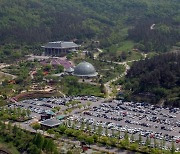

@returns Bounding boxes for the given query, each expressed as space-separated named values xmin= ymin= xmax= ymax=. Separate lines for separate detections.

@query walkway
xmin=103 ymin=53 xmax=147 ymax=98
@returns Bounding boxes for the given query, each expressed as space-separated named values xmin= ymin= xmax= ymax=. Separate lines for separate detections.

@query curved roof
xmin=42 ymin=41 xmax=79 ymax=49
xmin=73 ymin=62 xmax=98 ymax=77
xmin=66 ymin=67 xmax=74 ymax=73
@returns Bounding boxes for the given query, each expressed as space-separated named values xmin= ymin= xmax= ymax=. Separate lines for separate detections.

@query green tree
xmin=32 ymin=123 xmax=41 ymax=132
xmin=111 ymin=128 xmax=115 ymax=137
xmin=12 ymin=125 xmax=18 ymax=135
xmin=85 ymin=136 xmax=94 ymax=145
xmin=21 ymin=109 xmax=27 ymax=118
xmin=117 ymin=130 xmax=121 ymax=139
xmin=138 ymin=134 xmax=142 ymax=144
xmin=28 ymin=144 xmax=41 ymax=154
xmin=105 ymin=127 xmax=108 ymax=136
xmin=97 ymin=125 xmax=103 ymax=136
xmin=154 ymin=138 xmax=158 ymax=148
xmin=171 ymin=141 xmax=175 ymax=154
xmin=129 ymin=143 xmax=139 ymax=151
xmin=124 ymin=131 xmax=129 ymax=141
xmin=86 ymin=123 xmax=90 ymax=132
xmin=7 ymin=122 xmax=12 ymax=132
xmin=33 ymin=133 xmax=44 ymax=149
xmin=80 ymin=122 xmax=85 ymax=130
xmin=162 ymin=137 xmax=166 ymax=148
xmin=68 ymin=119 xmax=71 ymax=127
xmin=55 ymin=65 xmax=64 ymax=73
xmin=145 ymin=136 xmax=150 ymax=146
xmin=58 ymin=125 xmax=67 ymax=133
xmin=45 ymin=138 xmax=56 ymax=153
xmin=130 ymin=134 xmax=134 ymax=142
xmin=43 ymin=64 xmax=52 ymax=72
xmin=27 ymin=109 xmax=31 ymax=117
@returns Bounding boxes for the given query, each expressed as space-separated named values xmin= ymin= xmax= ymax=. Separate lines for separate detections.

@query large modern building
xmin=42 ymin=41 xmax=79 ymax=56
xmin=73 ymin=61 xmax=98 ymax=77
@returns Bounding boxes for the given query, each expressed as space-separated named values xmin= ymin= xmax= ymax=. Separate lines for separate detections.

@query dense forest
xmin=124 ymin=53 xmax=180 ymax=107
xmin=0 ymin=0 xmax=179 ymax=52
xmin=129 ymin=18 xmax=180 ymax=52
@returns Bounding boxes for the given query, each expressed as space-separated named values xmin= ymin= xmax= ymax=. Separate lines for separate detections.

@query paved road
xmin=0 ymin=71 xmax=17 ymax=80
xmin=11 ymin=120 xmax=133 ymax=154
xmin=0 ymin=64 xmax=17 ymax=80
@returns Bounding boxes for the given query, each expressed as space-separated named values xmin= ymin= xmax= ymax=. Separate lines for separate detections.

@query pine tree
xmin=145 ymin=136 xmax=150 ymax=146
xmin=33 ymin=133 xmax=44 ymax=149
xmin=138 ymin=134 xmax=142 ymax=144
xmin=171 ymin=141 xmax=175 ymax=154
xmin=130 ymin=134 xmax=134 ymax=142
xmin=105 ymin=127 xmax=108 ymax=136
xmin=124 ymin=131 xmax=129 ymax=143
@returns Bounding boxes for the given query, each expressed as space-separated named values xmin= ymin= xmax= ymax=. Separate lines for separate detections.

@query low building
xmin=42 ymin=41 xmax=79 ymax=57
xmin=41 ymin=114 xmax=52 ymax=121
xmin=40 ymin=119 xmax=62 ymax=129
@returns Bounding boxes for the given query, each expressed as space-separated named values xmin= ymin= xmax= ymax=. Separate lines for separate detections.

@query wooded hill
xmin=124 ymin=53 xmax=180 ymax=107
xmin=0 ymin=0 xmax=179 ymax=52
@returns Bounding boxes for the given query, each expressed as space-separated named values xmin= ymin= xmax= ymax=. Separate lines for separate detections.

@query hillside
xmin=0 ymin=0 xmax=179 ymax=52
xmin=123 ymin=53 xmax=180 ymax=107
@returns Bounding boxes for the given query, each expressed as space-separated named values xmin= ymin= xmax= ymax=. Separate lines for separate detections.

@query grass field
xmin=117 ymin=40 xmax=135 ymax=51
xmin=117 ymin=41 xmax=143 ymax=61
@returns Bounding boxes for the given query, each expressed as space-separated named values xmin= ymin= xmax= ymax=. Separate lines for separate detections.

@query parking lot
xmin=70 ymin=100 xmax=180 ymax=149
xmin=6 ymin=97 xmax=180 ymax=150
xmin=8 ymin=96 xmax=101 ymax=119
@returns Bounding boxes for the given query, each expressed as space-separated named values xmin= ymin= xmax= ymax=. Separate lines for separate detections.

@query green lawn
xmin=117 ymin=41 xmax=143 ymax=61
xmin=146 ymin=52 xmax=159 ymax=58
xmin=117 ymin=40 xmax=135 ymax=51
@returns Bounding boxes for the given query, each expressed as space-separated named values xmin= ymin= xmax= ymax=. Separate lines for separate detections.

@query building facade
xmin=42 ymin=41 xmax=79 ymax=57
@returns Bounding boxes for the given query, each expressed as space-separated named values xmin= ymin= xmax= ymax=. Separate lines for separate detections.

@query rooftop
xmin=40 ymin=119 xmax=62 ymax=127
xmin=73 ymin=61 xmax=98 ymax=77
xmin=42 ymin=41 xmax=79 ymax=49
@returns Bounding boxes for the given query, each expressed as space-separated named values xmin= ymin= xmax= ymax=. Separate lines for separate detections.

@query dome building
xmin=73 ymin=61 xmax=98 ymax=77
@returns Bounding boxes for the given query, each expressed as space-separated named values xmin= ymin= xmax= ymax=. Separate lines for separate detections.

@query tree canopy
xmin=124 ymin=53 xmax=180 ymax=106
xmin=0 ymin=0 xmax=179 ymax=52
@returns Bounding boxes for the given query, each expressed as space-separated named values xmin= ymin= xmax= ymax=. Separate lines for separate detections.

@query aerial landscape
xmin=0 ymin=0 xmax=180 ymax=154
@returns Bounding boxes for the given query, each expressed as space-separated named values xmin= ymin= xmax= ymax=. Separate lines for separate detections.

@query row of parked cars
xmin=68 ymin=115 xmax=180 ymax=144
xmin=21 ymin=96 xmax=100 ymax=106
xmin=86 ymin=100 xmax=180 ymax=129
xmin=14 ymin=95 xmax=100 ymax=116
xmin=9 ymin=102 xmax=54 ymax=115
xmin=74 ymin=99 xmax=180 ymax=145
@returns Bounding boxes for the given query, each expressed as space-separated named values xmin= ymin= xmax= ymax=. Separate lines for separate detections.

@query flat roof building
xmin=40 ymin=119 xmax=62 ymax=128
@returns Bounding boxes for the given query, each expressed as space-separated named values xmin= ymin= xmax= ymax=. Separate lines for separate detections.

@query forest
xmin=0 ymin=0 xmax=179 ymax=53
xmin=129 ymin=18 xmax=180 ymax=52
xmin=124 ymin=53 xmax=180 ymax=107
